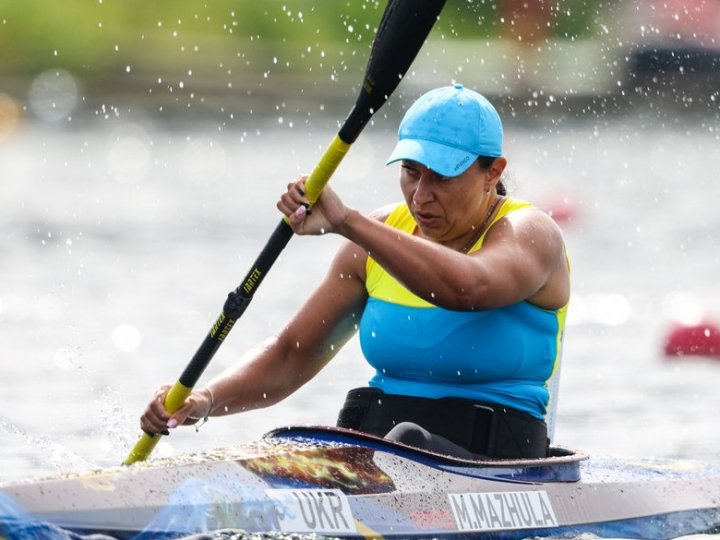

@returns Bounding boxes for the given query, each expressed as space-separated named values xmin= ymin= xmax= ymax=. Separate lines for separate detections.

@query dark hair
xmin=476 ymin=156 xmax=506 ymax=196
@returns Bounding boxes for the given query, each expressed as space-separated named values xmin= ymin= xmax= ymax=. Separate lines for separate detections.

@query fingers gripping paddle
xmin=124 ymin=0 xmax=446 ymax=465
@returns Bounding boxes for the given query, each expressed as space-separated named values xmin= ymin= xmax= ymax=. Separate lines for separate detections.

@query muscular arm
xmin=206 ymin=240 xmax=368 ymax=415
xmin=336 ymin=206 xmax=568 ymax=311
xmin=141 ymin=240 xmax=368 ymax=433
xmin=280 ymin=177 xmax=567 ymax=313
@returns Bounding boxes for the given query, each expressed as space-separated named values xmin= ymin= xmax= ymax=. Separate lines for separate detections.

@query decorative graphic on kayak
xmin=241 ymin=446 xmax=395 ymax=494
xmin=449 ymin=490 xmax=558 ymax=532
xmin=135 ymin=476 xmax=278 ymax=536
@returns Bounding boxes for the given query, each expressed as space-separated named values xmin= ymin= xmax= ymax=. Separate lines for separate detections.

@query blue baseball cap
xmin=386 ymin=83 xmax=503 ymax=177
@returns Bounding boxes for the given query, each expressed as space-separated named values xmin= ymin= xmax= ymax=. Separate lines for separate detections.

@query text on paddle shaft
xmin=449 ymin=490 xmax=558 ymax=531
xmin=210 ymin=312 xmax=235 ymax=341
xmin=265 ymin=489 xmax=356 ymax=534
xmin=243 ymin=268 xmax=263 ymax=294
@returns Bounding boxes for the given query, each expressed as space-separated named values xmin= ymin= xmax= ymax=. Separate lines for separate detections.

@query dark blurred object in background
xmin=623 ymin=0 xmax=720 ymax=108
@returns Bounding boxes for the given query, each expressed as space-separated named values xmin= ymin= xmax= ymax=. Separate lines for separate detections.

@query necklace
xmin=460 ymin=196 xmax=504 ymax=253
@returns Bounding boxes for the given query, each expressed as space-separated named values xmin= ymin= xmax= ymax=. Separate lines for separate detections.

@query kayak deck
xmin=1 ymin=425 xmax=720 ymax=539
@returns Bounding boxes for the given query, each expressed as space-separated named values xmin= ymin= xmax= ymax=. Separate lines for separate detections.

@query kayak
xmin=2 ymin=425 xmax=720 ymax=539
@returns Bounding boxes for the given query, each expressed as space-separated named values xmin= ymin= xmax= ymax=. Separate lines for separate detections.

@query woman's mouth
xmin=414 ymin=211 xmax=439 ymax=226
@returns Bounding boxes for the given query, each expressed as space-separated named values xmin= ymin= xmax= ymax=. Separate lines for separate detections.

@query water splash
xmin=0 ymin=417 xmax=96 ymax=481
xmin=0 ymin=492 xmax=117 ymax=540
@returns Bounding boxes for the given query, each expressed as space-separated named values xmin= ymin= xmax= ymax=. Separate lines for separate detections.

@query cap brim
xmin=385 ymin=138 xmax=477 ymax=178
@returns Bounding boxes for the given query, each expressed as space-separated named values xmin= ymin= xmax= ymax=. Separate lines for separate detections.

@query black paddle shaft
xmin=340 ymin=0 xmax=447 ymax=144
xmin=178 ymin=220 xmax=293 ymax=386
xmin=178 ymin=0 xmax=446 ymax=389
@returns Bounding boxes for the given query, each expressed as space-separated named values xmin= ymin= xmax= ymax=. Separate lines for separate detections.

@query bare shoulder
xmin=332 ymin=236 xmax=371 ymax=282
xmin=333 ymin=203 xmax=398 ymax=281
xmin=367 ymin=202 xmax=399 ymax=223
xmin=330 ymin=202 xmax=399 ymax=281
xmin=487 ymin=205 xmax=565 ymax=255
xmin=500 ymin=205 xmax=561 ymax=234
xmin=483 ymin=204 xmax=569 ymax=309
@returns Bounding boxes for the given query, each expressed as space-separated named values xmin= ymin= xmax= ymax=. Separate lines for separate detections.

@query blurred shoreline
xmin=2 ymin=77 xmax=717 ymax=135
xmin=2 ymin=37 xmax=719 ymax=134
xmin=3 ymin=1 xmax=719 ymax=135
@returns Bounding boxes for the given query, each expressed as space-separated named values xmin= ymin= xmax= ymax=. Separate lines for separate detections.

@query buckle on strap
xmin=470 ymin=403 xmax=498 ymax=456
xmin=470 ymin=403 xmax=550 ymax=458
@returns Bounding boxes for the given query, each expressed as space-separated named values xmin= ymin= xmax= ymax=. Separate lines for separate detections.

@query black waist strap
xmin=336 ymin=387 xmax=548 ymax=459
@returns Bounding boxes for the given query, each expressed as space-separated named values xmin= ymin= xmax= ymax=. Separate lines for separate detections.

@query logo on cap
xmin=454 ymin=156 xmax=471 ymax=172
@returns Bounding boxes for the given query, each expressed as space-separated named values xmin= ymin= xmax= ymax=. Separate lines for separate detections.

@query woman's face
xmin=399 ymin=160 xmax=492 ymax=248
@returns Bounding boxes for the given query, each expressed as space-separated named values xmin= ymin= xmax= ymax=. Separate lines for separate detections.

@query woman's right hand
xmin=139 ymin=385 xmax=212 ymax=436
xmin=277 ymin=176 xmax=351 ymax=236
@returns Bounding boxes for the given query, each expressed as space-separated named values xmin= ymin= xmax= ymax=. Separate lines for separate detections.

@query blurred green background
xmin=1 ymin=1 xmax=602 ymax=75
xmin=1 ymin=0 xmax=718 ymax=127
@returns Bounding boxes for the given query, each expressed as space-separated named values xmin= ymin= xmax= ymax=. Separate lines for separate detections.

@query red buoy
xmin=663 ymin=321 xmax=720 ymax=359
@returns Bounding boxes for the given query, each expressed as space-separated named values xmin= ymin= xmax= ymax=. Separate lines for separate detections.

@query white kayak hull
xmin=2 ymin=426 xmax=720 ymax=539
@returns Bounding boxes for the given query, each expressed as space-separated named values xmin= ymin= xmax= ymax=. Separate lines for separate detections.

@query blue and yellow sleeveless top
xmin=358 ymin=197 xmax=568 ymax=420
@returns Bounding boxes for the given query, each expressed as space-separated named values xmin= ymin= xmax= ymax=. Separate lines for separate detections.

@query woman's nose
xmin=412 ymin=173 xmax=436 ymax=205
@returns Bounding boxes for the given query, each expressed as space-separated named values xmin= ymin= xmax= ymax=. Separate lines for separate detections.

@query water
xmin=1 ymin=112 xmax=720 ymax=538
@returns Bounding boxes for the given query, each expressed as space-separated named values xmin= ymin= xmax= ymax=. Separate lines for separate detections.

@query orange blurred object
xmin=0 ymin=93 xmax=22 ymax=141
xmin=501 ymin=0 xmax=552 ymax=45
